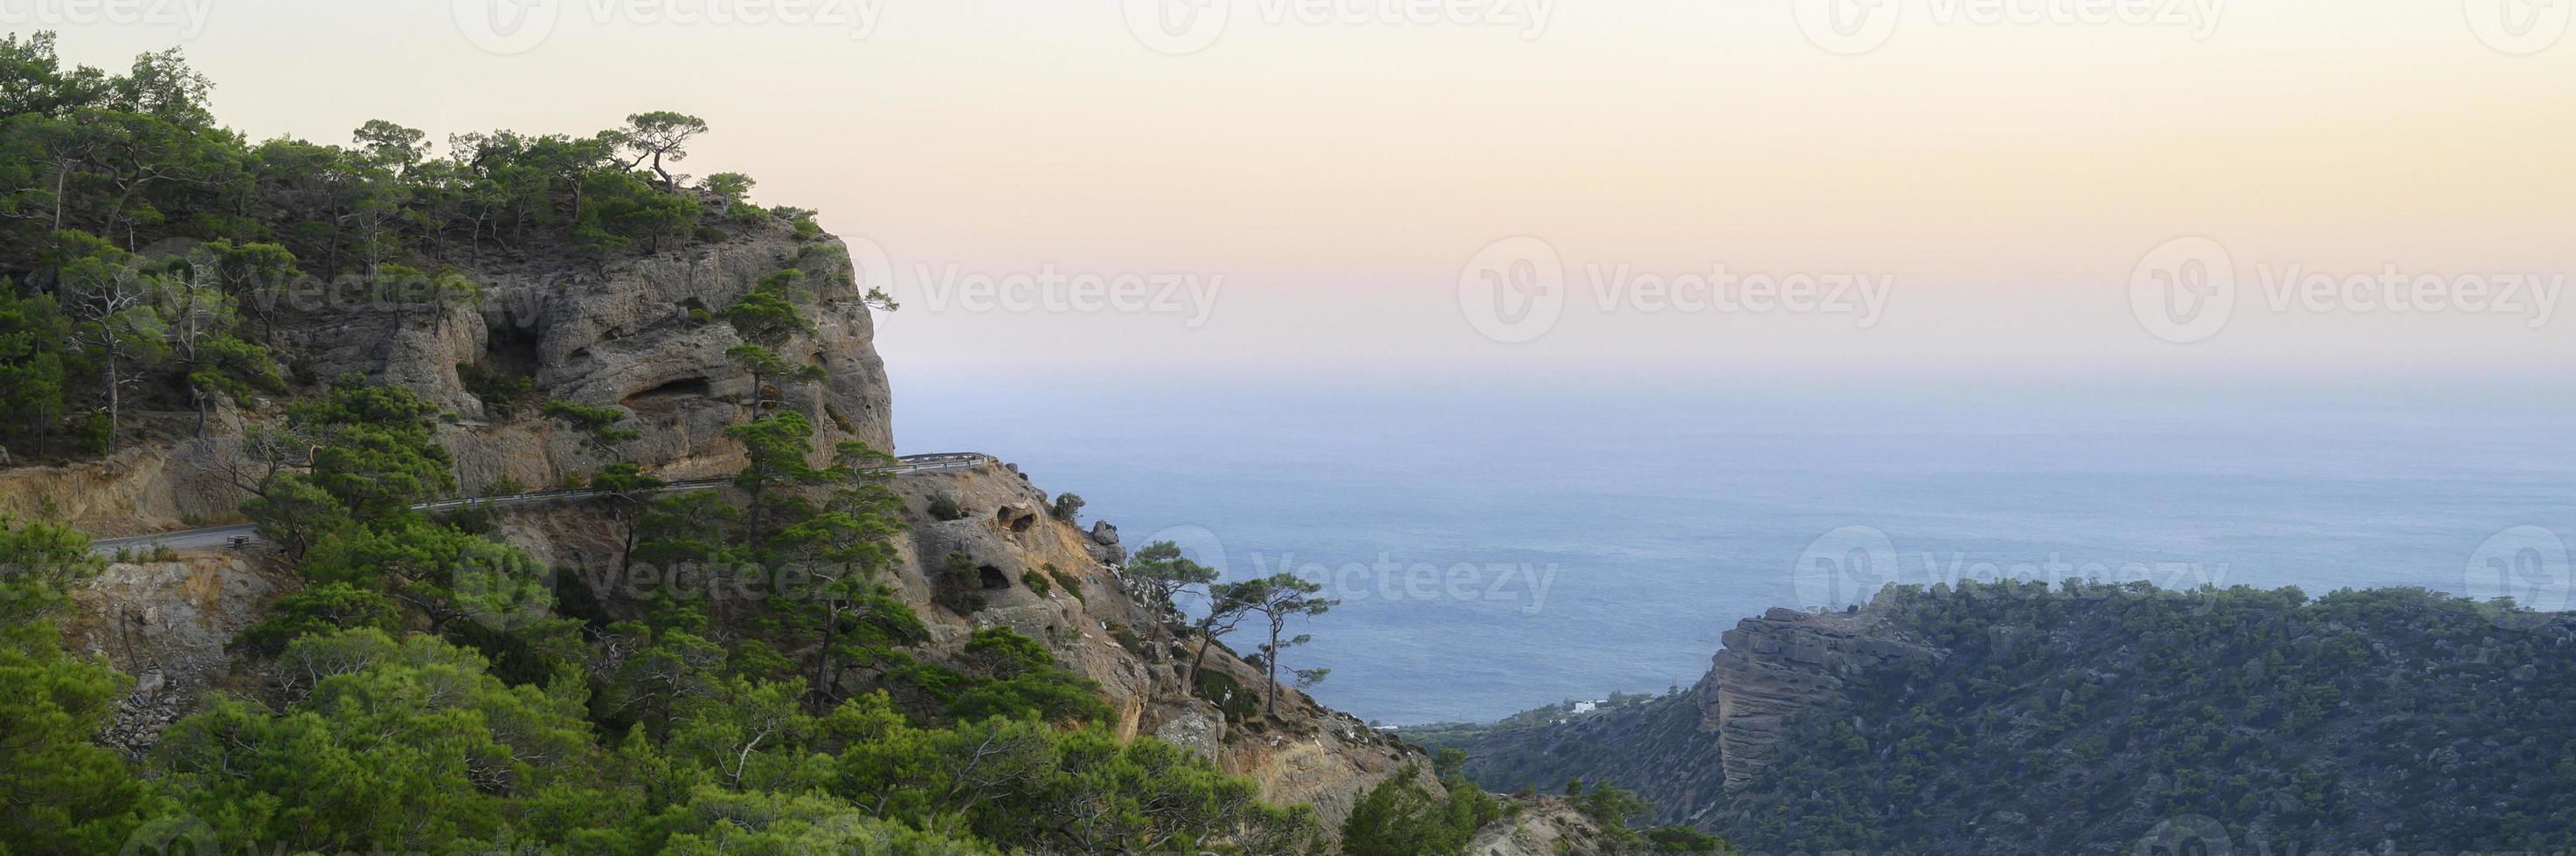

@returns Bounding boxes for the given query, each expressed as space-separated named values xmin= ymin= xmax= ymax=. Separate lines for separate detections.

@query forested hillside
xmin=1447 ymin=581 xmax=2576 ymax=854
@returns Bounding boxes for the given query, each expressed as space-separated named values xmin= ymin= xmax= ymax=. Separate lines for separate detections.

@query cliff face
xmin=285 ymin=224 xmax=893 ymax=489
xmin=0 ymin=219 xmax=892 ymax=535
xmin=1705 ymin=606 xmax=1940 ymax=792
xmin=1441 ymin=604 xmax=1938 ymax=828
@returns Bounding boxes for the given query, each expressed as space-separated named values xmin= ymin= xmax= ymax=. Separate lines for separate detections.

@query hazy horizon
xmin=28 ymin=0 xmax=2573 ymax=383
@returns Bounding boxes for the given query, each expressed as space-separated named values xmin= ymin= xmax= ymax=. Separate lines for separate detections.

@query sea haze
xmin=895 ymin=369 xmax=2576 ymax=725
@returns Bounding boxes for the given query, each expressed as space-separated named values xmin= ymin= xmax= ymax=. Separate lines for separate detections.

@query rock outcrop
xmin=1466 ymin=797 xmax=1624 ymax=856
xmin=481 ymin=456 xmax=1424 ymax=828
xmin=59 ymin=556 xmax=296 ymax=756
xmin=1705 ymin=606 xmax=1939 ymax=791
xmin=9 ymin=220 xmax=893 ymax=535
xmin=1439 ymin=600 xmax=1938 ymax=830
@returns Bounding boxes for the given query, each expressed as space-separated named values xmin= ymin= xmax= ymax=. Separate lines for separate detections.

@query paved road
xmin=89 ymin=452 xmax=993 ymax=556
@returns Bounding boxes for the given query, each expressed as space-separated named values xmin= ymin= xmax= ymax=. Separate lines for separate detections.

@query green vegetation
xmin=0 ymin=381 xmax=1326 ymax=854
xmin=1340 ymin=749 xmax=1504 ymax=856
xmin=0 ymin=32 xmax=816 ymax=463
xmin=1125 ymin=539 xmax=1219 ymax=614
xmin=1236 ymin=572 xmax=1338 ymax=715
xmin=0 ymin=35 xmax=1330 ymax=855
xmin=1049 ymin=491 xmax=1085 ymax=522
xmin=1726 ymin=581 xmax=2576 ymax=853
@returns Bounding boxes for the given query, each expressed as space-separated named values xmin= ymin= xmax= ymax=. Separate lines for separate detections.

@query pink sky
xmin=39 ymin=0 xmax=2576 ymax=380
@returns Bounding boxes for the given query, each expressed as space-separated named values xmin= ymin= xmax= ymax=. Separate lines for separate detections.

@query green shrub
xmin=1194 ymin=667 xmax=1260 ymax=724
xmin=458 ymin=362 xmax=533 ymax=418
xmin=1047 ymin=565 xmax=1085 ymax=603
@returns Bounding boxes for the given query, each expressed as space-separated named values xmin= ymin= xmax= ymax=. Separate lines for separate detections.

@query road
xmin=89 ymin=452 xmax=994 ymax=556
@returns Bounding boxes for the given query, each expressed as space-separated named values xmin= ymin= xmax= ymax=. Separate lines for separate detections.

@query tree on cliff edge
xmin=1237 ymin=572 xmax=1337 ymax=716
xmin=618 ymin=111 xmax=707 ymax=190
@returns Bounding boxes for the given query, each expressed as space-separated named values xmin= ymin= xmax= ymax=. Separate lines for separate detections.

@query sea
xmin=896 ymin=369 xmax=2576 ymax=725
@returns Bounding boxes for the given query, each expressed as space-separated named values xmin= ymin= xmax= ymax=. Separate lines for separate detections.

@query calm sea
xmin=897 ymin=369 xmax=2576 ymax=724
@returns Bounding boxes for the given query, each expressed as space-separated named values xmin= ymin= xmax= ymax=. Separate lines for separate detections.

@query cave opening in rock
xmin=621 ymin=376 xmax=714 ymax=412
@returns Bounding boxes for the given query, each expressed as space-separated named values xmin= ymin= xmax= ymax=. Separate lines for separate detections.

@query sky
xmin=30 ymin=0 xmax=2576 ymax=388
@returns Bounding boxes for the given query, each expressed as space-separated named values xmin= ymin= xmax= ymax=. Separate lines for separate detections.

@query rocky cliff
xmin=1433 ymin=601 xmax=1939 ymax=828
xmin=489 ymin=455 xmax=1423 ymax=826
xmin=1704 ymin=606 xmax=1941 ymax=792
xmin=16 ymin=217 xmax=1420 ymax=830
xmin=0 ymin=217 xmax=891 ymax=534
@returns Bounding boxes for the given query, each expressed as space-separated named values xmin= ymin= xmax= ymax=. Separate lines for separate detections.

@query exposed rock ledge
xmin=1706 ymin=606 xmax=1942 ymax=791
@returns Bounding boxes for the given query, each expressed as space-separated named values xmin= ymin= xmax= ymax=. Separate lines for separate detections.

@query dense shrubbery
xmin=0 ymin=377 xmax=1325 ymax=854
xmin=1341 ymin=749 xmax=1504 ymax=855
xmin=1728 ymin=581 xmax=2576 ymax=854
